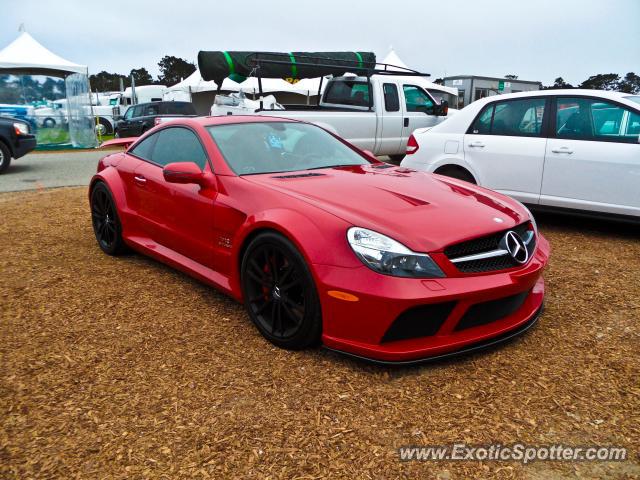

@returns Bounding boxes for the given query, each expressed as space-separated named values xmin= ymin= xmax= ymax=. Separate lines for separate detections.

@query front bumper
xmin=12 ymin=134 xmax=37 ymax=159
xmin=314 ymin=234 xmax=550 ymax=363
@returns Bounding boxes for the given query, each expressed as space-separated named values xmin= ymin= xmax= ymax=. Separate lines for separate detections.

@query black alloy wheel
xmin=0 ymin=141 xmax=10 ymax=174
xmin=90 ymin=182 xmax=127 ymax=255
xmin=241 ymin=232 xmax=322 ymax=349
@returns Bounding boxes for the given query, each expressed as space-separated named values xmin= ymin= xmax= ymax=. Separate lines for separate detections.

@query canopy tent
xmin=0 ymin=32 xmax=87 ymax=76
xmin=164 ymin=69 xmax=321 ymax=99
xmin=0 ymin=31 xmax=96 ymax=148
xmin=380 ymin=49 xmax=458 ymax=97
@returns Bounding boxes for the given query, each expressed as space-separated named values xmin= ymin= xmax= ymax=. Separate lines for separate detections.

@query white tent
xmin=380 ymin=49 xmax=458 ymax=97
xmin=0 ymin=32 xmax=86 ymax=75
xmin=380 ymin=49 xmax=412 ymax=72
xmin=164 ymin=69 xmax=312 ymax=102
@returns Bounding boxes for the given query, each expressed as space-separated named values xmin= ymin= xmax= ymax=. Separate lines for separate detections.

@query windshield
xmin=207 ymin=122 xmax=369 ymax=175
xmin=624 ymin=96 xmax=640 ymax=105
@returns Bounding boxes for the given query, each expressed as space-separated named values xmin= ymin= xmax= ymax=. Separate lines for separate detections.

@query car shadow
xmin=5 ymin=164 xmax=35 ymax=175
xmin=533 ymin=210 xmax=640 ymax=239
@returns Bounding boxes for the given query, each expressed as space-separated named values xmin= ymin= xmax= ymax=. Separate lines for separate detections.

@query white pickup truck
xmin=211 ymin=74 xmax=456 ymax=161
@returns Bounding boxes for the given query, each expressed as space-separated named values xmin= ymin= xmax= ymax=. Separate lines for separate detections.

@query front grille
xmin=381 ymin=302 xmax=456 ymax=343
xmin=445 ymin=222 xmax=535 ymax=274
xmin=455 ymin=291 xmax=530 ymax=331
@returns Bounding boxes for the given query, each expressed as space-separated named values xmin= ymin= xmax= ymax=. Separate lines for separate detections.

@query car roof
xmin=135 ymin=100 xmax=191 ymax=107
xmin=473 ymin=88 xmax=635 ymax=102
xmin=189 ymin=115 xmax=298 ymax=127
xmin=424 ymin=89 xmax=639 ymax=135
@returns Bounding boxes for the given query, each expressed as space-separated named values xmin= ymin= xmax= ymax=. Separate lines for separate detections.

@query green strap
xmin=354 ymin=52 xmax=363 ymax=69
xmin=288 ymin=53 xmax=297 ymax=79
xmin=222 ymin=51 xmax=235 ymax=75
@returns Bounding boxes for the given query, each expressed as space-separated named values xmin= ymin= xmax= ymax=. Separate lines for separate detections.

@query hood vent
xmin=273 ymin=172 xmax=326 ymax=179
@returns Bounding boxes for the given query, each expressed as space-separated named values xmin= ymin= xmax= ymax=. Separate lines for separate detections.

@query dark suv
xmin=0 ymin=116 xmax=37 ymax=174
xmin=115 ymin=101 xmax=196 ymax=137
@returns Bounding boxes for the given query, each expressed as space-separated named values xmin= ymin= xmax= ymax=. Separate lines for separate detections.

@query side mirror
xmin=433 ymin=100 xmax=449 ymax=117
xmin=163 ymin=162 xmax=205 ymax=185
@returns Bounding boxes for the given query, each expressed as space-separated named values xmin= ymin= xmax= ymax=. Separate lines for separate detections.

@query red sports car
xmin=91 ymin=116 xmax=549 ymax=364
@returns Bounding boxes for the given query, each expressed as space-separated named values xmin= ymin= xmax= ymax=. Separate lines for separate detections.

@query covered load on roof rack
xmin=197 ymin=51 xmax=377 ymax=84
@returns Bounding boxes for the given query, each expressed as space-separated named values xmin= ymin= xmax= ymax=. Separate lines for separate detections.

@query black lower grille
xmin=455 ymin=291 xmax=530 ymax=331
xmin=381 ymin=302 xmax=456 ymax=343
xmin=445 ymin=222 xmax=536 ymax=274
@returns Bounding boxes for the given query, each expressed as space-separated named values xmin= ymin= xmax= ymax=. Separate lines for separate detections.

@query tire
xmin=0 ymin=141 xmax=11 ymax=174
xmin=388 ymin=154 xmax=405 ymax=164
xmin=95 ymin=118 xmax=112 ymax=136
xmin=43 ymin=118 xmax=56 ymax=128
xmin=90 ymin=182 xmax=127 ymax=255
xmin=241 ymin=232 xmax=322 ymax=350
xmin=435 ymin=166 xmax=476 ymax=184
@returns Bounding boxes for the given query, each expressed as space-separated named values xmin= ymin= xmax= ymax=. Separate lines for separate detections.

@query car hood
xmin=243 ymin=165 xmax=529 ymax=252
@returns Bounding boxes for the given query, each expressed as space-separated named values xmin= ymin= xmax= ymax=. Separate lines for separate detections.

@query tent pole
xmin=317 ymin=76 xmax=323 ymax=106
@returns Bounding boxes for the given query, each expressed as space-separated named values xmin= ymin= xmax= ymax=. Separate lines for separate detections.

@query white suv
xmin=401 ymin=90 xmax=640 ymax=221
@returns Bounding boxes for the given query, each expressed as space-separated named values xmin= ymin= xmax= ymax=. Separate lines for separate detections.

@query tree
xmin=157 ymin=55 xmax=196 ymax=86
xmin=130 ymin=67 xmax=154 ymax=86
xmin=90 ymin=71 xmax=126 ymax=92
xmin=504 ymin=74 xmax=518 ymax=80
xmin=579 ymin=73 xmax=620 ymax=91
xmin=543 ymin=77 xmax=574 ymax=90
xmin=618 ymin=72 xmax=640 ymax=94
xmin=433 ymin=78 xmax=444 ymax=85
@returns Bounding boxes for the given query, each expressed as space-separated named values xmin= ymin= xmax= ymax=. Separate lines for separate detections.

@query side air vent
xmin=273 ymin=173 xmax=326 ymax=179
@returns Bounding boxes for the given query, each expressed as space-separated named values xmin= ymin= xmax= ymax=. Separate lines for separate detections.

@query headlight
xmin=13 ymin=122 xmax=29 ymax=135
xmin=519 ymin=203 xmax=538 ymax=234
xmin=347 ymin=227 xmax=445 ymax=278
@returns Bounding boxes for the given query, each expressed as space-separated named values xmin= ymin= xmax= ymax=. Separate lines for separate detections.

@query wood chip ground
xmin=1 ymin=187 xmax=638 ymax=479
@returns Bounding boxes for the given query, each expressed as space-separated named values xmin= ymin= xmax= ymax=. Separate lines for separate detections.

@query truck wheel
xmin=96 ymin=117 xmax=113 ymax=135
xmin=388 ymin=154 xmax=405 ymax=164
xmin=0 ymin=141 xmax=12 ymax=174
xmin=43 ymin=118 xmax=56 ymax=128
xmin=434 ymin=166 xmax=476 ymax=184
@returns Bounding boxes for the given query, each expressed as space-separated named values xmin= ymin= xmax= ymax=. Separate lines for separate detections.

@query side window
xmin=556 ymin=97 xmax=639 ymax=143
xmin=145 ymin=104 xmax=160 ymax=116
xmin=124 ymin=107 xmax=134 ymax=120
xmin=470 ymin=104 xmax=494 ymax=134
xmin=383 ymin=83 xmax=400 ymax=112
xmin=323 ymin=80 xmax=370 ymax=107
xmin=403 ymin=85 xmax=434 ymax=113
xmin=132 ymin=105 xmax=143 ymax=118
xmin=167 ymin=103 xmax=195 ymax=115
xmin=490 ymin=98 xmax=546 ymax=136
xmin=150 ymin=127 xmax=208 ymax=169
xmin=129 ymin=134 xmax=157 ymax=160
xmin=625 ymin=111 xmax=640 ymax=139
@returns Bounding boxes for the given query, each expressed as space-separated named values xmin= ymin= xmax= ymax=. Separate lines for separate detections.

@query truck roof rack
xmin=244 ymin=53 xmax=430 ymax=108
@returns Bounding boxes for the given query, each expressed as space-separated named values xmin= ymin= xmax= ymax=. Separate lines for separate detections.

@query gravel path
xmin=1 ymin=188 xmax=638 ymax=479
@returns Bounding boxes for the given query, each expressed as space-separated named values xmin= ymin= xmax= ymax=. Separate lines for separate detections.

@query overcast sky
xmin=1 ymin=0 xmax=638 ymax=86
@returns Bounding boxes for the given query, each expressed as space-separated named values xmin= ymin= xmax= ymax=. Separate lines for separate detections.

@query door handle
xmin=134 ymin=175 xmax=146 ymax=184
xmin=551 ymin=147 xmax=573 ymax=154
xmin=404 ymin=118 xmax=409 ymax=127
xmin=469 ymin=141 xmax=485 ymax=148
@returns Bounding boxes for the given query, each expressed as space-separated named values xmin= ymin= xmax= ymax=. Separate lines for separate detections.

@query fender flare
xmin=229 ymin=207 xmax=355 ymax=294
xmin=89 ymin=168 xmax=134 ymax=234
xmin=431 ymin=159 xmax=480 ymax=184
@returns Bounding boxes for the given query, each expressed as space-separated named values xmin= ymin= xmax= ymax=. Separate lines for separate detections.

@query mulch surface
xmin=1 ymin=187 xmax=639 ymax=479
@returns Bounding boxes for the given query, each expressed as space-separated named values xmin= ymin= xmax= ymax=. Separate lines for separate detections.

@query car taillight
xmin=406 ymin=134 xmax=419 ymax=154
